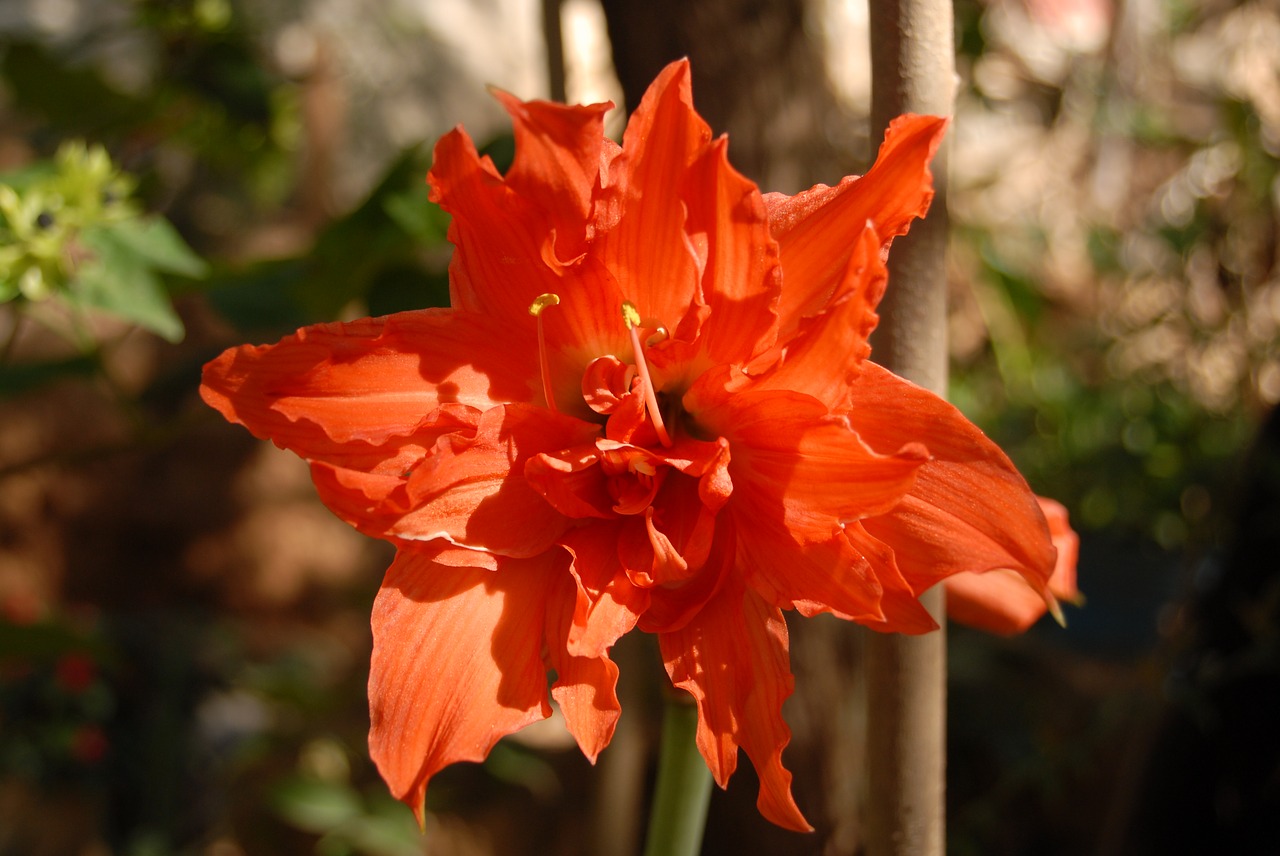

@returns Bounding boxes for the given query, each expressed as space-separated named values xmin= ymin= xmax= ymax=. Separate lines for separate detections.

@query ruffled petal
xmin=429 ymin=126 xmax=625 ymax=373
xmin=766 ymin=114 xmax=946 ymax=333
xmin=200 ymin=310 xmax=536 ymax=455
xmin=842 ymin=521 xmax=941 ymax=634
xmin=491 ymin=90 xmax=613 ymax=261
xmin=853 ymin=363 xmax=1058 ymax=595
xmin=368 ymin=546 xmax=556 ymax=823
xmin=689 ymin=384 xmax=928 ymax=541
xmin=544 ymin=572 xmax=621 ymax=762
xmin=944 ymin=497 xmax=1080 ymax=634
xmin=618 ymin=473 xmax=718 ymax=587
xmin=659 ymin=578 xmax=812 ymax=832
xmin=732 ymin=516 xmax=886 ymax=623
xmin=525 ymin=443 xmax=615 ymax=520
xmin=558 ymin=524 xmax=649 ymax=657
xmin=682 ymin=136 xmax=781 ymax=367
xmin=597 ymin=59 xmax=708 ymax=334
xmin=752 ymin=222 xmax=886 ymax=408
xmin=312 ymin=404 xmax=601 ymax=557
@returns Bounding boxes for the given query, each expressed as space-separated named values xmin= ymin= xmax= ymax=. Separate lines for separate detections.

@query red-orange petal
xmin=429 ymin=127 xmax=625 ymax=370
xmin=842 ymin=521 xmax=941 ymax=634
xmin=767 ymin=114 xmax=946 ymax=333
xmin=690 ymin=385 xmax=928 ymax=542
xmin=659 ymin=578 xmax=812 ymax=832
xmin=368 ymin=546 xmax=556 ymax=823
xmin=200 ymin=310 xmax=536 ymax=456
xmin=597 ymin=59 xmax=708 ymax=335
xmin=544 ymin=572 xmax=621 ymax=762
xmin=559 ymin=524 xmax=650 ymax=657
xmin=525 ymin=443 xmax=615 ymax=520
xmin=313 ymin=404 xmax=601 ymax=557
xmin=491 ymin=90 xmax=613 ymax=262
xmin=943 ymin=497 xmax=1081 ymax=634
xmin=853 ymin=363 xmax=1058 ymax=596
xmin=753 ymin=222 xmax=886 ymax=408
xmin=682 ymin=136 xmax=782 ymax=367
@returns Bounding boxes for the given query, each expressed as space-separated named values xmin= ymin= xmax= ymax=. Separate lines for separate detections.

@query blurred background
xmin=1 ymin=0 xmax=1278 ymax=853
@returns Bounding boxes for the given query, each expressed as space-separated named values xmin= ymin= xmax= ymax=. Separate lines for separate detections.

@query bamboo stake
xmin=864 ymin=1 xmax=954 ymax=855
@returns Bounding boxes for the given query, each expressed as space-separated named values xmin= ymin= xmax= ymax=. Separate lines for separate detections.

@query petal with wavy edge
xmin=428 ymin=127 xmax=626 ymax=372
xmin=544 ymin=572 xmax=621 ymax=762
xmin=525 ymin=443 xmax=615 ymax=520
xmin=842 ymin=521 xmax=941 ymax=634
xmin=766 ymin=114 xmax=946 ymax=333
xmin=368 ymin=547 xmax=556 ymax=824
xmin=660 ymin=578 xmax=812 ymax=832
xmin=689 ymin=384 xmax=928 ymax=542
xmin=597 ymin=59 xmax=708 ymax=336
xmin=491 ymin=90 xmax=613 ymax=261
xmin=683 ymin=136 xmax=782 ymax=367
xmin=618 ymin=472 xmax=718 ymax=587
xmin=201 ymin=310 xmax=537 ymax=457
xmin=753 ymin=223 xmax=885 ymax=408
xmin=313 ymin=404 xmax=600 ymax=557
xmin=558 ymin=524 xmax=649 ymax=658
xmin=853 ymin=363 xmax=1058 ymax=595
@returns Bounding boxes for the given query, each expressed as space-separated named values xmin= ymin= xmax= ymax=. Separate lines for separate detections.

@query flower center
xmin=530 ymin=293 xmax=679 ymax=449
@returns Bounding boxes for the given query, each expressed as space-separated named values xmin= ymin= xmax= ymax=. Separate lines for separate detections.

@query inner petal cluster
xmin=524 ymin=308 xmax=734 ymax=630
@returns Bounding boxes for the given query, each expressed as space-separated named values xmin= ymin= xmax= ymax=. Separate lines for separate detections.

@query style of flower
xmin=201 ymin=60 xmax=1073 ymax=831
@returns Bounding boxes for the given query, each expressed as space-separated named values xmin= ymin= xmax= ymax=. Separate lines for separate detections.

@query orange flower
xmin=201 ymin=60 xmax=1071 ymax=831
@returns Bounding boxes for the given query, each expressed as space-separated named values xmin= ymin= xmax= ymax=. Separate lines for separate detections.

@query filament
xmin=529 ymin=293 xmax=561 ymax=413
xmin=622 ymin=301 xmax=673 ymax=448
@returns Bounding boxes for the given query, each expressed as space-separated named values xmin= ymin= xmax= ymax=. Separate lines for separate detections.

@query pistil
xmin=529 ymin=293 xmax=561 ymax=413
xmin=622 ymin=301 xmax=673 ymax=448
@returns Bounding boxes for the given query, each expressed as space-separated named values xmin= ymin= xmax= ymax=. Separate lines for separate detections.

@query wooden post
xmin=865 ymin=1 xmax=954 ymax=855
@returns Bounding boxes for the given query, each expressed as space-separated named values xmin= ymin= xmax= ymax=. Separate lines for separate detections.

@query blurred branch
xmin=543 ymin=0 xmax=566 ymax=102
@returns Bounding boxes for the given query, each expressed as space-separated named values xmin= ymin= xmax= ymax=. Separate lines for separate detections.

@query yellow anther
xmin=529 ymin=293 xmax=561 ymax=316
xmin=621 ymin=300 xmax=642 ymax=330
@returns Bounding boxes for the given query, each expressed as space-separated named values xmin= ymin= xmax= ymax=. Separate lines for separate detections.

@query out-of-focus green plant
xmin=0 ymin=141 xmax=206 ymax=347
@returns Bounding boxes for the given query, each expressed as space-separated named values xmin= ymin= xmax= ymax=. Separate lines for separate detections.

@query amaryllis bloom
xmin=201 ymin=60 xmax=1073 ymax=831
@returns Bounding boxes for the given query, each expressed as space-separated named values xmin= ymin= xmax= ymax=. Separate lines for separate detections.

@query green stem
xmin=642 ymin=696 xmax=712 ymax=856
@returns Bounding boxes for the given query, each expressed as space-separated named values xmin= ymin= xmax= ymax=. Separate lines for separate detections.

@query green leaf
xmin=98 ymin=218 xmax=208 ymax=279
xmin=74 ymin=227 xmax=186 ymax=341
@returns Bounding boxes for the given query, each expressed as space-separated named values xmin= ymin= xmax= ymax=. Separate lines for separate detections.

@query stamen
xmin=529 ymin=293 xmax=561 ymax=413
xmin=621 ymin=300 xmax=673 ymax=447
